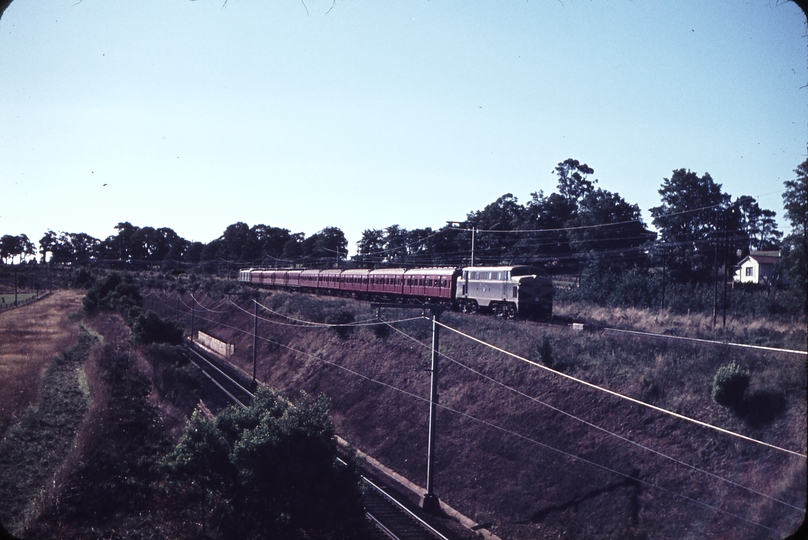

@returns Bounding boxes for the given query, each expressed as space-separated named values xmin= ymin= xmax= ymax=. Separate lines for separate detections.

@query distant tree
xmin=355 ymin=228 xmax=385 ymax=266
xmin=282 ymin=232 xmax=305 ymax=263
xmin=68 ymin=233 xmax=101 ymax=265
xmin=39 ymin=230 xmax=100 ymax=265
xmin=782 ymin=155 xmax=807 ymax=309
xmin=301 ymin=227 xmax=348 ymax=267
xmin=565 ymin=188 xmax=654 ymax=266
xmin=735 ymin=196 xmax=782 ymax=253
xmin=466 ymin=193 xmax=525 ymax=264
xmin=650 ymin=169 xmax=730 ymax=283
xmin=554 ymin=158 xmax=597 ymax=205
xmin=406 ymin=227 xmax=436 ymax=266
xmin=518 ymin=160 xmax=598 ymax=270
xmin=383 ymin=224 xmax=409 ymax=264
xmin=251 ymin=224 xmax=293 ymax=265
xmin=0 ymin=234 xmax=33 ymax=264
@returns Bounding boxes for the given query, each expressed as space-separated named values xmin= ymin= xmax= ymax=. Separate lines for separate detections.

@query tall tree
xmin=355 ymin=228 xmax=385 ymax=266
xmin=565 ymin=188 xmax=654 ymax=266
xmin=734 ymin=196 xmax=781 ymax=253
xmin=650 ymin=169 xmax=730 ymax=283
xmin=0 ymin=234 xmax=33 ymax=264
xmin=782 ymin=155 xmax=807 ymax=308
xmin=466 ymin=193 xmax=525 ymax=265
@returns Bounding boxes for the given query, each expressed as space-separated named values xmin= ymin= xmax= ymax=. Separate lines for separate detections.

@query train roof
xmin=462 ymin=265 xmax=546 ymax=276
xmin=403 ymin=267 xmax=459 ymax=276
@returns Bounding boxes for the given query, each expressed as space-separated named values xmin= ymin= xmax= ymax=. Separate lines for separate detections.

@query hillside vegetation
xmin=181 ymin=284 xmax=805 ymax=540
xmin=0 ymin=276 xmax=804 ymax=539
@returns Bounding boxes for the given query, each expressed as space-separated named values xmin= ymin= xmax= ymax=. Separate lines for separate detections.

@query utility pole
xmin=661 ymin=247 xmax=667 ymax=311
xmin=252 ymin=300 xmax=259 ymax=388
xmin=446 ymin=221 xmax=476 ymax=267
xmin=372 ymin=302 xmax=445 ymax=514
xmin=190 ymin=294 xmax=196 ymax=341
xmin=422 ymin=307 xmax=442 ymax=513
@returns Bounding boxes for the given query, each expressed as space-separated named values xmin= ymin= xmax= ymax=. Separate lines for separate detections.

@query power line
xmin=381 ymin=319 xmax=804 ymax=512
xmin=177 ymin=293 xmax=799 ymax=534
xmin=435 ymin=320 xmax=806 ymax=458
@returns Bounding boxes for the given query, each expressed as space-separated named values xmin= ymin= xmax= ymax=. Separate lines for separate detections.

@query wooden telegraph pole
xmin=372 ymin=302 xmax=445 ymax=514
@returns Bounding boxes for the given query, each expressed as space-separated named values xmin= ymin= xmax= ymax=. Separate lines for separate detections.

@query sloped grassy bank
xmin=0 ymin=332 xmax=94 ymax=534
xmin=193 ymin=288 xmax=805 ymax=540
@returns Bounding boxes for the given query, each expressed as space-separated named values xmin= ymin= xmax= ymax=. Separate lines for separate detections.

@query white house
xmin=734 ymin=251 xmax=781 ymax=285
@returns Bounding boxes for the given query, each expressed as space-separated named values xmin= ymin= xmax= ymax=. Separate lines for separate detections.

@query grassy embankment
xmin=181 ymin=287 xmax=805 ymax=540
xmin=1 ymin=278 xmax=804 ymax=539
xmin=0 ymin=291 xmax=86 ymax=534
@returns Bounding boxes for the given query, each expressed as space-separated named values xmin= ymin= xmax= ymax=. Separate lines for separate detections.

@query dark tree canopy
xmin=162 ymin=389 xmax=367 ymax=539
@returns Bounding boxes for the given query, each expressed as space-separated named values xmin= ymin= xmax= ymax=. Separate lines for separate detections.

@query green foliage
xmin=711 ymin=362 xmax=750 ymax=408
xmin=46 ymin=342 xmax=170 ymax=531
xmin=143 ymin=344 xmax=202 ymax=412
xmin=531 ymin=335 xmax=554 ymax=368
xmin=131 ymin=310 xmax=184 ymax=345
xmin=372 ymin=323 xmax=391 ymax=339
xmin=326 ymin=309 xmax=356 ymax=340
xmin=69 ymin=267 xmax=94 ymax=289
xmin=0 ymin=334 xmax=93 ymax=533
xmin=83 ymin=272 xmax=142 ymax=314
xmin=162 ymin=389 xmax=367 ymax=539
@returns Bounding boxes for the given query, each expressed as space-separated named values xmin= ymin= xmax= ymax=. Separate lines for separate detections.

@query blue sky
xmin=1 ymin=0 xmax=805 ymax=256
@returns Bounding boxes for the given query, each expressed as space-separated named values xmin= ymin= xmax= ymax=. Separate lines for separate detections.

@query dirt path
xmin=0 ymin=290 xmax=85 ymax=435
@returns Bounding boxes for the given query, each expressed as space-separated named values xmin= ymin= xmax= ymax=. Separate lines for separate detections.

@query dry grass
xmin=553 ymin=300 xmax=806 ymax=350
xmin=189 ymin=288 xmax=805 ymax=540
xmin=0 ymin=290 xmax=85 ymax=436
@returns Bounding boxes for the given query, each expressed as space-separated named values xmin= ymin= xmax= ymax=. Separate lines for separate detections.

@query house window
xmin=745 ymin=267 xmax=754 ymax=277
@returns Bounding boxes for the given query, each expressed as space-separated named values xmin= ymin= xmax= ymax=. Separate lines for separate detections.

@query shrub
xmin=531 ymin=335 xmax=554 ymax=368
xmin=162 ymin=389 xmax=368 ymax=539
xmin=83 ymin=273 xmax=142 ymax=314
xmin=131 ymin=311 xmax=184 ymax=345
xmin=711 ymin=362 xmax=750 ymax=408
xmin=325 ymin=309 xmax=355 ymax=340
xmin=372 ymin=323 xmax=391 ymax=339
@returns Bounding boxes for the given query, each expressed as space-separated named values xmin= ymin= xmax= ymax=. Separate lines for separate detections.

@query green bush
xmin=531 ymin=335 xmax=554 ymax=368
xmin=131 ymin=311 xmax=184 ymax=345
xmin=325 ymin=309 xmax=356 ymax=340
xmin=711 ymin=362 xmax=750 ymax=408
xmin=162 ymin=389 xmax=368 ymax=539
xmin=83 ymin=273 xmax=142 ymax=314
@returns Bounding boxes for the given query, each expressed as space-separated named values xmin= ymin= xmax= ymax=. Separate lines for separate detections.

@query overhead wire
xmin=174 ymin=292 xmax=798 ymax=533
xmin=435 ymin=320 xmax=806 ymax=458
xmin=378 ymin=317 xmax=804 ymax=513
xmin=204 ymin=302 xmax=789 ymax=535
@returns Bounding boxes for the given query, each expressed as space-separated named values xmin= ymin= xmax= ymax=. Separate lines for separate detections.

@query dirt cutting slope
xmin=183 ymin=289 xmax=806 ymax=540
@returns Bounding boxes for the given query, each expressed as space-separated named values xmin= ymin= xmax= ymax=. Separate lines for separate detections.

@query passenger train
xmin=238 ymin=265 xmax=553 ymax=319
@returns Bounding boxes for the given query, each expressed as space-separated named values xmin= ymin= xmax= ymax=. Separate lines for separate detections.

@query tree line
xmin=2 ymin=156 xmax=805 ymax=309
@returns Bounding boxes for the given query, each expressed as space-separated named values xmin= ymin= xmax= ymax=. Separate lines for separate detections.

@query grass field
xmin=0 ymin=291 xmax=84 ymax=435
xmin=0 ymin=293 xmax=37 ymax=308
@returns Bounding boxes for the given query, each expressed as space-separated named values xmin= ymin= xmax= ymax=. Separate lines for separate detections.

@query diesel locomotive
xmin=238 ymin=265 xmax=552 ymax=319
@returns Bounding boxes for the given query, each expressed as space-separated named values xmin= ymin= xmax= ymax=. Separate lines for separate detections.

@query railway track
xmin=186 ymin=343 xmax=458 ymax=540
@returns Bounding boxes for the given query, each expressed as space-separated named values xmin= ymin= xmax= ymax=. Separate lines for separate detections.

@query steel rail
xmin=190 ymin=345 xmax=451 ymax=540
xmin=187 ymin=346 xmax=254 ymax=407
